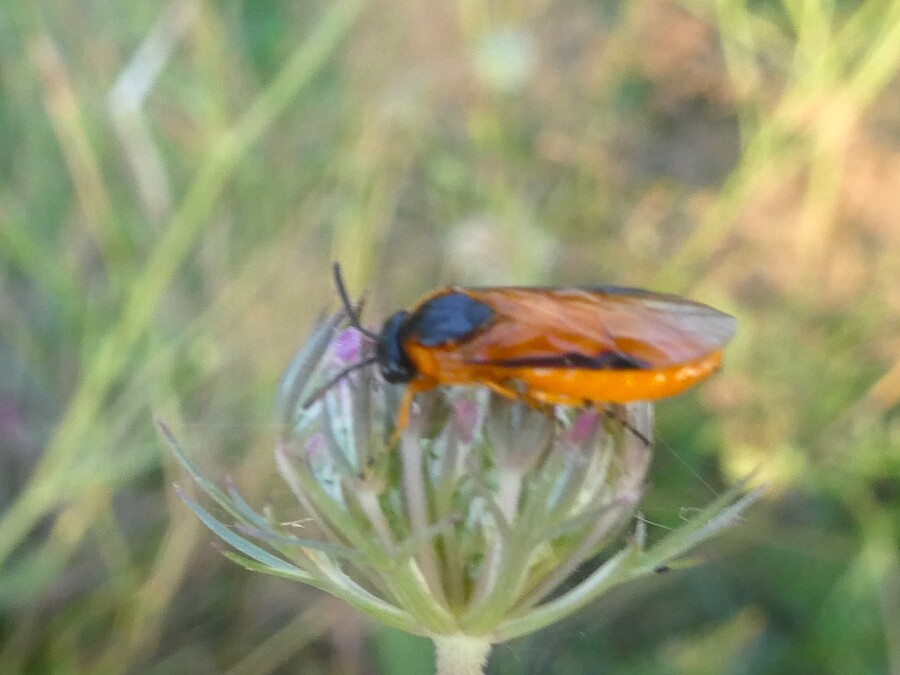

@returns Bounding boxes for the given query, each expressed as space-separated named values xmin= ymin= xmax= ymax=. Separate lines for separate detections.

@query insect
xmin=314 ymin=264 xmax=737 ymax=431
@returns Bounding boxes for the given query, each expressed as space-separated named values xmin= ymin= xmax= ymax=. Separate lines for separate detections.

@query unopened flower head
xmin=164 ymin=313 xmax=759 ymax=671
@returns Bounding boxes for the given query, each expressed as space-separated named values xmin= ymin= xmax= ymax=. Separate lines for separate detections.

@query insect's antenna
xmin=302 ymin=355 xmax=379 ymax=409
xmin=332 ymin=262 xmax=379 ymax=340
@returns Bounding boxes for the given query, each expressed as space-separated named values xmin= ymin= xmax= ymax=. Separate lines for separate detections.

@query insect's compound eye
xmin=376 ymin=312 xmax=415 ymax=383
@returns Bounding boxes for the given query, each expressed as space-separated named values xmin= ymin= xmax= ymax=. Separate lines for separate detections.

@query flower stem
xmin=433 ymin=635 xmax=492 ymax=675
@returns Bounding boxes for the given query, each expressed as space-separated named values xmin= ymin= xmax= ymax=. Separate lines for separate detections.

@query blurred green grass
xmin=1 ymin=0 xmax=899 ymax=672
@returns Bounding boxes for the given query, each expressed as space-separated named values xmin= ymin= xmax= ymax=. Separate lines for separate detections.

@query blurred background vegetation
xmin=1 ymin=0 xmax=899 ymax=672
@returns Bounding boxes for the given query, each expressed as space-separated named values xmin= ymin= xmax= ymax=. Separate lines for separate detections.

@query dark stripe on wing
xmin=471 ymin=350 xmax=651 ymax=370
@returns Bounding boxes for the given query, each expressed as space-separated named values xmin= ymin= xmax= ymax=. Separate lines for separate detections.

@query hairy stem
xmin=433 ymin=635 xmax=492 ymax=675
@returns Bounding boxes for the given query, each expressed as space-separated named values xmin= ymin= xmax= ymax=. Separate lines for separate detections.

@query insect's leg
xmin=601 ymin=403 xmax=653 ymax=447
xmin=481 ymin=379 xmax=531 ymax=404
xmin=481 ymin=379 xmax=557 ymax=414
xmin=395 ymin=387 xmax=415 ymax=432
xmin=394 ymin=378 xmax=436 ymax=433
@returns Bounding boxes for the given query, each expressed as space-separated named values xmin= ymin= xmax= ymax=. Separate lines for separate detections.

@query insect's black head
xmin=376 ymin=311 xmax=416 ymax=383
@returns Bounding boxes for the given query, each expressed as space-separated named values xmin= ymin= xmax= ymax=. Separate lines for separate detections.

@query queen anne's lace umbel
xmin=163 ymin=313 xmax=759 ymax=673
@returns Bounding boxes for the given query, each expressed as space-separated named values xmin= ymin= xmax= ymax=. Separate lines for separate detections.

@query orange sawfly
xmin=307 ymin=264 xmax=737 ymax=431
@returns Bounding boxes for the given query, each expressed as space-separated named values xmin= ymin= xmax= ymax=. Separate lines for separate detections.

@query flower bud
xmin=164 ymin=315 xmax=760 ymax=675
